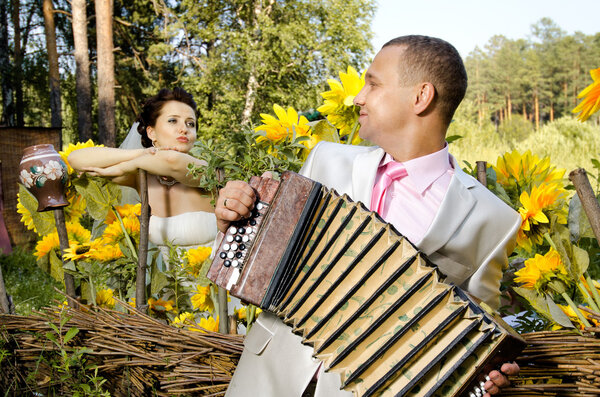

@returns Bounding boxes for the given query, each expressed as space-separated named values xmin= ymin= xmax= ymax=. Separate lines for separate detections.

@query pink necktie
xmin=370 ymin=162 xmax=407 ymax=214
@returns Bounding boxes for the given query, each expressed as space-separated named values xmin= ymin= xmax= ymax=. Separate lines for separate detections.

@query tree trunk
xmin=506 ymin=94 xmax=512 ymax=121
xmin=0 ymin=0 xmax=15 ymax=126
xmin=72 ymin=0 xmax=93 ymax=141
xmin=95 ymin=0 xmax=116 ymax=147
xmin=550 ymin=102 xmax=554 ymax=122
xmin=522 ymin=102 xmax=527 ymax=120
xmin=534 ymin=92 xmax=540 ymax=131
xmin=42 ymin=0 xmax=62 ymax=128
xmin=12 ymin=0 xmax=23 ymax=126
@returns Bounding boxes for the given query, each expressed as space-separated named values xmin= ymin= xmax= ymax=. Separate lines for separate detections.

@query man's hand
xmin=483 ymin=362 xmax=519 ymax=396
xmin=215 ymin=180 xmax=257 ymax=233
xmin=215 ymin=172 xmax=273 ymax=232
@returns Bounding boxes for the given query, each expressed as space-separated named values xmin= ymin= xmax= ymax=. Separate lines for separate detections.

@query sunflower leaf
xmin=18 ymin=185 xmax=56 ymax=236
xmin=72 ymin=175 xmax=121 ymax=221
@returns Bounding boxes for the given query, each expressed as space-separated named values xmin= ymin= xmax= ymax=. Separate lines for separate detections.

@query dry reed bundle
xmin=499 ymin=310 xmax=600 ymax=397
xmin=0 ymin=300 xmax=243 ymax=396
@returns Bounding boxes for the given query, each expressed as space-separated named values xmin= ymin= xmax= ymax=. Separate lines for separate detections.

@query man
xmin=216 ymin=35 xmax=520 ymax=397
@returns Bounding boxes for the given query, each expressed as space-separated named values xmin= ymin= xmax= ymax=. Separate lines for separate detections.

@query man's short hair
xmin=383 ymin=35 xmax=467 ymax=125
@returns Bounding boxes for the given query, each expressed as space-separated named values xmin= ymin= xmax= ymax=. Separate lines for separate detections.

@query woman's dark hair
xmin=137 ymin=87 xmax=198 ymax=148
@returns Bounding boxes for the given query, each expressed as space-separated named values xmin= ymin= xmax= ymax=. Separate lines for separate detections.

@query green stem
xmin=346 ymin=119 xmax=360 ymax=145
xmin=585 ymin=272 xmax=600 ymax=311
xmin=112 ymin=206 xmax=138 ymax=261
xmin=562 ymin=292 xmax=592 ymax=328
xmin=577 ymin=280 xmax=600 ymax=312
xmin=209 ymin=283 xmax=218 ymax=318
xmin=89 ymin=275 xmax=96 ymax=306
xmin=247 ymin=304 xmax=257 ymax=333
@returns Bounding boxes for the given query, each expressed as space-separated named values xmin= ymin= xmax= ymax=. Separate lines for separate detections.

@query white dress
xmin=149 ymin=210 xmax=218 ymax=262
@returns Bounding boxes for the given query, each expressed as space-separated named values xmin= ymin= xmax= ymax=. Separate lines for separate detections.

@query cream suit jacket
xmin=225 ymin=141 xmax=521 ymax=397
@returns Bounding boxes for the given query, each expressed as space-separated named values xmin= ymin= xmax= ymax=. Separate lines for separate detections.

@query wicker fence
xmin=0 ymin=127 xmax=61 ymax=247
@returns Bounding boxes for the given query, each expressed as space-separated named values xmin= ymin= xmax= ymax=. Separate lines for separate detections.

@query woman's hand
xmin=483 ymin=362 xmax=519 ymax=396
xmin=81 ymin=164 xmax=133 ymax=178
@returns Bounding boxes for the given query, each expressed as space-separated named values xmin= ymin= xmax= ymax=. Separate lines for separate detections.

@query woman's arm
xmin=68 ymin=147 xmax=152 ymax=170
xmin=78 ymin=150 xmax=208 ymax=187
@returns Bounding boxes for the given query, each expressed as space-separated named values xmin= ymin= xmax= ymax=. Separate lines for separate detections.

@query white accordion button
xmin=223 ymin=243 xmax=230 ymax=251
xmin=227 ymin=252 xmax=234 ymax=259
xmin=228 ymin=226 xmax=237 ymax=234
xmin=226 ymin=235 xmax=234 ymax=243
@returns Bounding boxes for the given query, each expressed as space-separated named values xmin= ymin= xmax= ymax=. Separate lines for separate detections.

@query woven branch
xmin=499 ymin=328 xmax=600 ymax=396
xmin=0 ymin=301 xmax=243 ymax=396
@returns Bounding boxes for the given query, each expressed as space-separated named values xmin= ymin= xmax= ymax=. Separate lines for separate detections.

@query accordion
xmin=207 ymin=171 xmax=525 ymax=397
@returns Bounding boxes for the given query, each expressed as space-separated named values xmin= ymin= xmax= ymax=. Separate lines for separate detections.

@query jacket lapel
xmin=352 ymin=146 xmax=385 ymax=207
xmin=418 ymin=156 xmax=477 ymax=255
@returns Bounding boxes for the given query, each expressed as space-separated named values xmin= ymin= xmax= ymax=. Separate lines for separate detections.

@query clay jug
xmin=19 ymin=144 xmax=69 ymax=211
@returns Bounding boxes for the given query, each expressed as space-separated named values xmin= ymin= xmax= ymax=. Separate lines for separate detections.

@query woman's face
xmin=147 ymin=100 xmax=197 ymax=152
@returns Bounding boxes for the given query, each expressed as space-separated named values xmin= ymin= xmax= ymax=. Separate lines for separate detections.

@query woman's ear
xmin=413 ymin=82 xmax=435 ymax=115
xmin=146 ymin=126 xmax=156 ymax=142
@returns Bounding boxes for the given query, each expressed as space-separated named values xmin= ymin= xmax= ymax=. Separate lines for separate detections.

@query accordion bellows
xmin=208 ymin=171 xmax=525 ymax=397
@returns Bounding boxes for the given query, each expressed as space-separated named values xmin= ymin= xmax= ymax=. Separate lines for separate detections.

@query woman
xmin=68 ymin=88 xmax=218 ymax=260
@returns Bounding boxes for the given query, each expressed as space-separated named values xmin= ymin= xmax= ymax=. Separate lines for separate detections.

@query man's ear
xmin=413 ymin=82 xmax=435 ymax=115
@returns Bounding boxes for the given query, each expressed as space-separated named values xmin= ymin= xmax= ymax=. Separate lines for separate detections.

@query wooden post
xmin=569 ymin=168 xmax=600 ymax=245
xmin=0 ymin=161 xmax=12 ymax=313
xmin=0 ymin=261 xmax=10 ymax=314
xmin=215 ymin=167 xmax=229 ymax=333
xmin=54 ymin=209 xmax=77 ymax=301
xmin=476 ymin=161 xmax=487 ymax=187
xmin=136 ymin=170 xmax=149 ymax=313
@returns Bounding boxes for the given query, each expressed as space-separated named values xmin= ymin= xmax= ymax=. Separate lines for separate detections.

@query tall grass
xmin=448 ymin=115 xmax=600 ymax=177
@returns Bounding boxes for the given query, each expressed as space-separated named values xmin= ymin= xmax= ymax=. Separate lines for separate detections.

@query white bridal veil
xmin=119 ymin=122 xmax=143 ymax=204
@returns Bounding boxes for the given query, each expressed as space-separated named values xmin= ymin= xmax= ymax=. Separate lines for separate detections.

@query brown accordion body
xmin=207 ymin=171 xmax=526 ymax=397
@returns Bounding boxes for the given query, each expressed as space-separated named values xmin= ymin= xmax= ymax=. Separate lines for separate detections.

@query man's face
xmin=354 ymin=45 xmax=416 ymax=147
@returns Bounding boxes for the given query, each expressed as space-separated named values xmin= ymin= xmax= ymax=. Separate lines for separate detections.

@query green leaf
xmin=49 ymin=250 xmax=65 ymax=282
xmin=568 ymin=193 xmax=595 ymax=240
xmin=63 ymin=327 xmax=79 ymax=344
xmin=151 ymin=260 xmax=170 ymax=296
xmin=310 ymin=119 xmax=341 ymax=143
xmin=18 ymin=185 xmax=56 ymax=236
xmin=445 ymin=134 xmax=463 ymax=144
xmin=545 ymin=293 xmax=575 ymax=328
xmin=72 ymin=175 xmax=121 ymax=221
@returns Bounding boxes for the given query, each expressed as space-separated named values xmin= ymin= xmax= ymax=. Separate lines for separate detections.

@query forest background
xmin=0 ymin=0 xmax=599 ymax=176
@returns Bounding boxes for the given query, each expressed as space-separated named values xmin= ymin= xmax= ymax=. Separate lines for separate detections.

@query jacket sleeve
xmin=461 ymin=213 xmax=521 ymax=310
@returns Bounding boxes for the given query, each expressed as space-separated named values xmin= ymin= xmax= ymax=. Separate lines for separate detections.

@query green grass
xmin=448 ymin=116 xmax=600 ymax=179
xmin=0 ymin=248 xmax=63 ymax=315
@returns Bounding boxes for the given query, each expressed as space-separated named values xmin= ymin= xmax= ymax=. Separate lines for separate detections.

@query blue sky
xmin=371 ymin=0 xmax=600 ymax=58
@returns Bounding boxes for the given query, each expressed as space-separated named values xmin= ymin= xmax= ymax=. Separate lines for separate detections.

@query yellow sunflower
xmin=255 ymin=104 xmax=312 ymax=143
xmin=34 ymin=233 xmax=61 ymax=259
xmin=191 ymin=285 xmax=214 ymax=312
xmin=17 ymin=193 xmax=36 ymax=233
xmin=515 ymin=248 xmax=569 ymax=293
xmin=557 ymin=304 xmax=598 ymax=328
xmin=105 ymin=204 xmax=142 ymax=225
xmin=493 ymin=150 xmax=565 ymax=199
xmin=60 ymin=139 xmax=104 ymax=174
xmin=317 ymin=66 xmax=365 ymax=142
xmin=34 ymin=221 xmax=91 ymax=259
xmin=573 ymin=67 xmax=600 ymax=122
xmin=88 ymin=239 xmax=124 ymax=262
xmin=190 ymin=316 xmax=219 ymax=333
xmin=517 ymin=183 xmax=568 ymax=250
xmin=101 ymin=216 xmax=140 ymax=244
xmin=148 ymin=297 xmax=174 ymax=312
xmin=172 ymin=312 xmax=196 ymax=328
xmin=63 ymin=241 xmax=93 ymax=261
xmin=96 ymin=288 xmax=115 ymax=309
xmin=185 ymin=246 xmax=212 ymax=276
